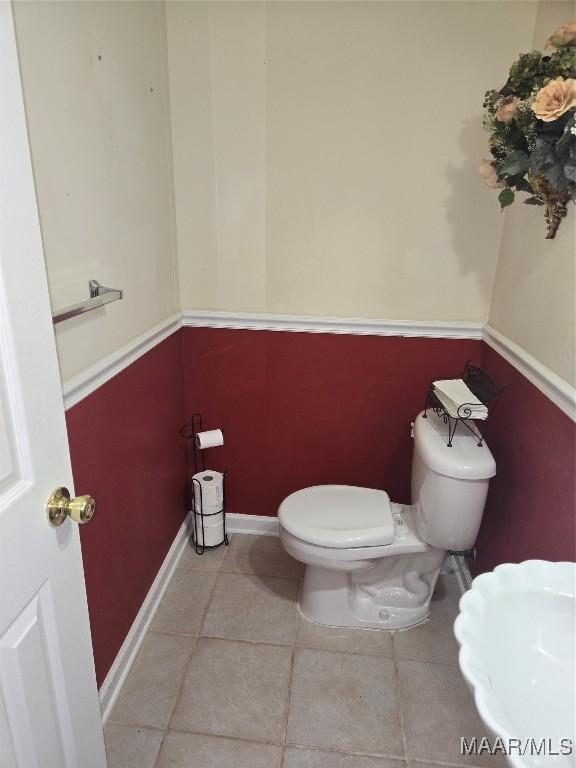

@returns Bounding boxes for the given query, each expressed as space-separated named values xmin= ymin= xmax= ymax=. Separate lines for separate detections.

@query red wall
xmin=181 ymin=327 xmax=483 ymax=516
xmin=65 ymin=325 xmax=575 ymax=684
xmin=181 ymin=327 xmax=575 ymax=567
xmin=473 ymin=345 xmax=576 ymax=572
xmin=66 ymin=331 xmax=188 ymax=686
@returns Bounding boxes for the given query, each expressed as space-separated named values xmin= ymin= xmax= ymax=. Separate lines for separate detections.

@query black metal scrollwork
xmin=423 ymin=362 xmax=505 ymax=447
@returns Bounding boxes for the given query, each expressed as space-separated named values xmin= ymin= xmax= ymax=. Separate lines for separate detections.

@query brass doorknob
xmin=47 ymin=487 xmax=95 ymax=527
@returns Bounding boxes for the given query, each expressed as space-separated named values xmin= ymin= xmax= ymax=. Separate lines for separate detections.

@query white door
xmin=0 ymin=3 xmax=107 ymax=766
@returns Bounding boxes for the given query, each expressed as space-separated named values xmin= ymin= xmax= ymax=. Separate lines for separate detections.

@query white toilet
xmin=278 ymin=410 xmax=496 ymax=630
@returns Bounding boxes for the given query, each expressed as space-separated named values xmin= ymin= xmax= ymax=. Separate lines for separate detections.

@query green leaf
xmin=499 ymin=188 xmax=515 ymax=209
xmin=514 ymin=176 xmax=533 ymax=193
xmin=544 ymin=163 xmax=569 ymax=192
xmin=499 ymin=150 xmax=530 ymax=177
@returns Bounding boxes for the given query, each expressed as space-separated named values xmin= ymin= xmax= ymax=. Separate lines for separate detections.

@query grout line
xmin=147 ymin=628 xmax=198 ymax=639
xmin=105 ymin=719 xmax=166 ymax=734
xmin=219 ymin=567 xmax=302 ymax=582
xmin=294 ymin=642 xmax=394 ymax=657
xmin=397 ymin=656 xmax=461 ymax=669
xmin=282 ymin=579 xmax=302 ymax=751
xmin=199 ymin=631 xmax=294 ymax=647
xmin=163 ymin=726 xmax=285 ymax=750
xmin=283 ymin=741 xmax=407 ymax=761
xmin=174 ymin=618 xmax=455 ymax=662
xmin=178 ymin=562 xmax=302 ymax=584
xmin=174 ymin=562 xmax=224 ymax=577
xmin=151 ymin=732 xmax=168 ymax=768
xmin=392 ymin=636 xmax=410 ymax=763
xmin=290 ymin=643 xmax=398 ymax=662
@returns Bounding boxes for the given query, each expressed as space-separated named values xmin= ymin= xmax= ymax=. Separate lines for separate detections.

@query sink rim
xmin=454 ymin=559 xmax=576 ymax=768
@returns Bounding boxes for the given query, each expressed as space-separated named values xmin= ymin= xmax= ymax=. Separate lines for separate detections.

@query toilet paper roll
xmin=195 ymin=513 xmax=224 ymax=547
xmin=195 ymin=429 xmax=224 ymax=450
xmin=192 ymin=470 xmax=224 ymax=509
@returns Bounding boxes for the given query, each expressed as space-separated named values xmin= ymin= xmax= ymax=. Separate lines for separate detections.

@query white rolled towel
xmin=433 ymin=379 xmax=488 ymax=420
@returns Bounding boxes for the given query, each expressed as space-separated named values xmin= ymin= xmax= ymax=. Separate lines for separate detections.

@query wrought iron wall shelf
xmin=52 ymin=279 xmax=123 ymax=324
xmin=424 ymin=362 xmax=504 ymax=448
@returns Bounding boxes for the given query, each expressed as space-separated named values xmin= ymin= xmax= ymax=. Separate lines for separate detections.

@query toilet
xmin=278 ymin=410 xmax=496 ymax=630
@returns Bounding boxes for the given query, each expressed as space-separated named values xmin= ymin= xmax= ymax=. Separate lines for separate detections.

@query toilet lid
xmin=278 ymin=485 xmax=395 ymax=548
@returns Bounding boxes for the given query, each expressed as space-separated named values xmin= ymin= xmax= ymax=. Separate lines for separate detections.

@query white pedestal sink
xmin=454 ymin=560 xmax=575 ymax=768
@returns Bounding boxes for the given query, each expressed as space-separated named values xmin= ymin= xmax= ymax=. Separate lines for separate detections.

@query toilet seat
xmin=278 ymin=485 xmax=395 ymax=548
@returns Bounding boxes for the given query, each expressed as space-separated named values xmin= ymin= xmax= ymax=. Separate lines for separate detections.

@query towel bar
xmin=52 ymin=280 xmax=123 ymax=324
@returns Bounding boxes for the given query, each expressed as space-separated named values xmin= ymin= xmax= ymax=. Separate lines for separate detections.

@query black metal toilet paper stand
xmin=180 ymin=412 xmax=229 ymax=555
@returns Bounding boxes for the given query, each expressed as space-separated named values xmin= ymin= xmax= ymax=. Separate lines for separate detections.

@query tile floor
xmin=105 ymin=535 xmax=503 ymax=768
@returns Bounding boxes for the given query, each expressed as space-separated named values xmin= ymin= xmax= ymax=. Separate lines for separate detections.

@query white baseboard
xmin=99 ymin=512 xmax=192 ymax=722
xmin=226 ymin=513 xmax=279 ymax=536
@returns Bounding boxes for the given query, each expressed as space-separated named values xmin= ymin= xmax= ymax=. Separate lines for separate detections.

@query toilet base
xmin=300 ymin=550 xmax=445 ymax=630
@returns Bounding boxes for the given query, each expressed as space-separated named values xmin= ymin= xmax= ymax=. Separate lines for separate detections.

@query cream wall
xmin=167 ymin=1 xmax=537 ymax=322
xmin=488 ymin=0 xmax=576 ymax=387
xmin=14 ymin=0 xmax=179 ymax=383
xmin=15 ymin=1 xmax=573 ymax=386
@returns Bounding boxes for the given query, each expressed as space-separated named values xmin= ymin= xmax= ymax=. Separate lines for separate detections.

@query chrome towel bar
xmin=52 ymin=280 xmax=123 ymax=324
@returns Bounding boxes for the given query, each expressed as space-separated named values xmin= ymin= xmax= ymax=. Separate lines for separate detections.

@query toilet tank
xmin=411 ymin=410 xmax=496 ymax=551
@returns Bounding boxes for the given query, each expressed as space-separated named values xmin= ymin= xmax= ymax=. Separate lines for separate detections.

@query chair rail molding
xmin=62 ymin=313 xmax=181 ymax=410
xmin=181 ymin=310 xmax=484 ymax=339
xmin=483 ymin=324 xmax=575 ymax=422
xmin=59 ymin=310 xmax=575 ymax=421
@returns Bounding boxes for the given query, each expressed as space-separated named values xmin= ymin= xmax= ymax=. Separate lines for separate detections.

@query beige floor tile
xmin=393 ymin=576 xmax=461 ymax=665
xmin=104 ymin=723 xmax=164 ymax=768
xmin=287 ymin=648 xmax=404 ymax=757
xmin=178 ymin=540 xmax=227 ymax=572
xmin=397 ymin=660 xmax=506 ymax=767
xmin=155 ymin=731 xmax=282 ymax=768
xmin=297 ymin=614 xmax=393 ymax=656
xmin=202 ymin=573 xmax=298 ymax=645
xmin=284 ymin=747 xmax=406 ymax=767
xmin=222 ymin=534 xmax=303 ymax=580
xmin=110 ymin=632 xmax=194 ymax=728
xmin=170 ymin=637 xmax=293 ymax=744
xmin=151 ymin=569 xmax=216 ymax=635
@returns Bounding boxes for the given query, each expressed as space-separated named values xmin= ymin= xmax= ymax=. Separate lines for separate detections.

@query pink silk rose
xmin=532 ymin=78 xmax=576 ymax=122
xmin=479 ymin=159 xmax=501 ymax=189
xmin=545 ymin=20 xmax=576 ymax=48
xmin=496 ymin=97 xmax=520 ymax=124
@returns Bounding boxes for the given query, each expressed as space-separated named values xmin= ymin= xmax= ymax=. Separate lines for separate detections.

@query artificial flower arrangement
xmin=480 ymin=20 xmax=576 ymax=238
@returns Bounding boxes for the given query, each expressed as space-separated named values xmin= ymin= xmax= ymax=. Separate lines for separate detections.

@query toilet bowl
xmin=278 ymin=410 xmax=496 ymax=630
